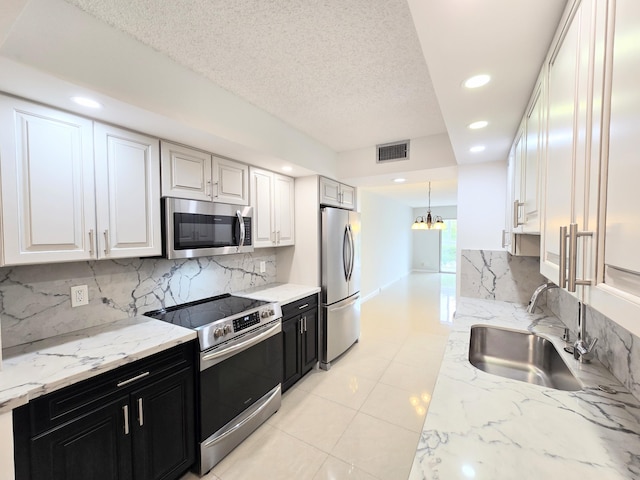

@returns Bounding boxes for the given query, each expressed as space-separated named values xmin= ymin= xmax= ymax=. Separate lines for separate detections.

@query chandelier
xmin=411 ymin=182 xmax=446 ymax=230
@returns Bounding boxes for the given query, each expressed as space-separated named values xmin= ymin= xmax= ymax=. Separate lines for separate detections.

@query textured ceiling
xmin=64 ymin=0 xmax=447 ymax=153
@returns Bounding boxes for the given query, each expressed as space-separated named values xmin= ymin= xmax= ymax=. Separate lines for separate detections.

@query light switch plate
xmin=70 ymin=285 xmax=89 ymax=307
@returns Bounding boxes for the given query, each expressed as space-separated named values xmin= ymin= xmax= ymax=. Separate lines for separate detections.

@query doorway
xmin=440 ymin=219 xmax=457 ymax=273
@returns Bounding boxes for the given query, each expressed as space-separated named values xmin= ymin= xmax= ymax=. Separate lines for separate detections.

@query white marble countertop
xmin=238 ymin=283 xmax=320 ymax=305
xmin=410 ymin=297 xmax=640 ymax=479
xmin=0 ymin=316 xmax=196 ymax=414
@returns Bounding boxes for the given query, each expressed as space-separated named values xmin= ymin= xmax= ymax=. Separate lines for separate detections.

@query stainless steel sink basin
xmin=468 ymin=325 xmax=581 ymax=391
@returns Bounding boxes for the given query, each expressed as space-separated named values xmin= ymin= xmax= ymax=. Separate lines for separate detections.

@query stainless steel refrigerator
xmin=320 ymin=206 xmax=361 ymax=369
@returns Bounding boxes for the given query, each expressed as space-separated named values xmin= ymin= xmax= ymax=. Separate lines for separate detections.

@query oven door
xmin=199 ymin=321 xmax=282 ymax=440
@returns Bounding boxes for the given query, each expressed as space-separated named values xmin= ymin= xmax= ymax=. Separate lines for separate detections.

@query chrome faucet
xmin=573 ymin=302 xmax=597 ymax=363
xmin=526 ymin=281 xmax=559 ymax=314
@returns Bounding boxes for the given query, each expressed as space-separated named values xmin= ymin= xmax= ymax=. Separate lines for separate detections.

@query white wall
xmin=412 ymin=205 xmax=457 ymax=272
xmin=456 ymin=160 xmax=507 ymax=292
xmin=360 ymin=190 xmax=413 ymax=300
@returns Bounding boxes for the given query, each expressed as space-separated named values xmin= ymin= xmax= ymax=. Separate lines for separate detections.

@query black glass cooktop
xmin=144 ymin=294 xmax=268 ymax=329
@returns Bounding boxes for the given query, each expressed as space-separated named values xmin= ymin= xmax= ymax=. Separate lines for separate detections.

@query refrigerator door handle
xmin=343 ymin=225 xmax=350 ymax=281
xmin=348 ymin=224 xmax=355 ymax=281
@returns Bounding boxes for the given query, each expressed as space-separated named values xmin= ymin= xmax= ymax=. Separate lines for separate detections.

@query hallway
xmin=185 ymin=273 xmax=455 ymax=480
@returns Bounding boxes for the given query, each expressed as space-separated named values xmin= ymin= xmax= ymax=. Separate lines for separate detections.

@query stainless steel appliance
xmin=320 ymin=206 xmax=361 ymax=370
xmin=144 ymin=294 xmax=282 ymax=476
xmin=162 ymin=197 xmax=253 ymax=259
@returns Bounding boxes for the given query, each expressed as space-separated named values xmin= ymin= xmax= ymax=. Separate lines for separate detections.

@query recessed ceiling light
xmin=468 ymin=120 xmax=489 ymax=130
xmin=393 ymin=178 xmax=406 ymax=183
xmin=470 ymin=145 xmax=486 ymax=153
xmin=281 ymin=166 xmax=293 ymax=172
xmin=71 ymin=96 xmax=102 ymax=109
xmin=464 ymin=74 xmax=491 ymax=89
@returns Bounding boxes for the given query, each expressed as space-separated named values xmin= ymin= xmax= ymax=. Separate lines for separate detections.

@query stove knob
xmin=261 ymin=310 xmax=270 ymax=318
xmin=223 ymin=324 xmax=232 ymax=335
xmin=213 ymin=327 xmax=224 ymax=339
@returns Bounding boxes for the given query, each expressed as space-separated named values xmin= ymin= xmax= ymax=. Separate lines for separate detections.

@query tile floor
xmin=183 ymin=273 xmax=455 ymax=480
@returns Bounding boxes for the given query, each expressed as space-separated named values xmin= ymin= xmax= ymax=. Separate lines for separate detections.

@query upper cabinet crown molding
xmin=160 ymin=141 xmax=249 ymax=206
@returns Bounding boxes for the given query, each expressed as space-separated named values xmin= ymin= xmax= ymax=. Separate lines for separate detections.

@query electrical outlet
xmin=260 ymin=261 xmax=266 ymax=273
xmin=70 ymin=285 xmax=89 ymax=307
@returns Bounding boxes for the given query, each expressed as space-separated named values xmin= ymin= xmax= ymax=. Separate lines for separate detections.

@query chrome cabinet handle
xmin=559 ymin=226 xmax=568 ymax=289
xmin=513 ymin=200 xmax=524 ymax=227
xmin=88 ymin=229 xmax=95 ymax=257
xmin=299 ymin=319 xmax=304 ymax=334
xmin=213 ymin=181 xmax=219 ymax=198
xmin=298 ymin=303 xmax=309 ymax=310
xmin=567 ymin=223 xmax=593 ymax=292
xmin=104 ymin=229 xmax=110 ymax=255
xmin=117 ymin=371 xmax=150 ymax=388
xmin=303 ymin=316 xmax=307 ymax=332
xmin=206 ymin=180 xmax=212 ymax=198
xmin=501 ymin=229 xmax=507 ymax=248
xmin=276 ymin=230 xmax=280 ymax=245
xmin=137 ymin=398 xmax=144 ymax=427
xmin=123 ymin=405 xmax=130 ymax=435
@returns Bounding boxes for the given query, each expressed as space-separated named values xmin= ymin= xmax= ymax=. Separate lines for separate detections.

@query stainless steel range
xmin=144 ymin=294 xmax=282 ymax=476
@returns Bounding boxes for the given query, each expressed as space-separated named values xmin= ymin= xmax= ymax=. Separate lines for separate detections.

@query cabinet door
xmin=0 ymin=96 xmax=96 ymax=265
xmin=30 ymin=395 xmax=132 ymax=480
xmin=339 ymin=184 xmax=356 ymax=210
xmin=131 ymin=367 xmax=195 ymax=480
xmin=212 ymin=156 xmax=249 ymax=205
xmin=319 ymin=177 xmax=341 ymax=207
xmin=301 ymin=308 xmax=318 ymax=375
xmin=94 ymin=124 xmax=162 ymax=259
xmin=274 ymin=174 xmax=295 ymax=246
xmin=522 ymin=81 xmax=543 ymax=233
xmin=250 ymin=168 xmax=275 ymax=247
xmin=160 ymin=141 xmax=212 ymax=201
xmin=589 ymin=0 xmax=640 ymax=332
xmin=511 ymin=126 xmax=526 ymax=234
xmin=282 ymin=316 xmax=302 ymax=393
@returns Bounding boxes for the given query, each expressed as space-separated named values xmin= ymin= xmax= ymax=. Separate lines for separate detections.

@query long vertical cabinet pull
xmin=123 ymin=405 xmax=130 ymax=435
xmin=104 ymin=230 xmax=110 ymax=255
xmin=299 ymin=319 xmax=304 ymax=335
xmin=88 ymin=229 xmax=95 ymax=257
xmin=137 ymin=398 xmax=144 ymax=427
xmin=559 ymin=224 xmax=594 ymax=292
xmin=513 ymin=200 xmax=524 ymax=227
xmin=301 ymin=316 xmax=307 ymax=332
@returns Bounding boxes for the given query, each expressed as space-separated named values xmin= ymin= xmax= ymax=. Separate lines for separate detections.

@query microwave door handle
xmin=237 ymin=210 xmax=245 ymax=251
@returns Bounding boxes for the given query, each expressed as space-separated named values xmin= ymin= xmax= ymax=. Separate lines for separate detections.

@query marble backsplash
xmin=0 ymin=250 xmax=276 ymax=348
xmin=547 ymin=288 xmax=640 ymax=401
xmin=459 ymin=249 xmax=546 ymax=304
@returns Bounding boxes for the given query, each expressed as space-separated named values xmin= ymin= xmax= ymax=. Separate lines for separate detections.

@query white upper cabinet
xmin=160 ymin=141 xmax=213 ymax=201
xmin=160 ymin=141 xmax=248 ymax=205
xmin=250 ymin=167 xmax=294 ymax=247
xmin=212 ymin=155 xmax=249 ymax=206
xmin=0 ymin=97 xmax=162 ymax=265
xmin=319 ymin=176 xmax=356 ymax=209
xmin=0 ymin=96 xmax=96 ymax=265
xmin=589 ymin=0 xmax=640 ymax=331
xmin=540 ymin=0 xmax=604 ymax=297
xmin=94 ymin=123 xmax=161 ymax=259
xmin=521 ymin=78 xmax=544 ymax=234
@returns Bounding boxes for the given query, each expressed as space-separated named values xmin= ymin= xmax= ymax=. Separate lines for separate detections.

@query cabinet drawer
xmin=30 ymin=341 xmax=195 ymax=435
xmin=281 ymin=294 xmax=318 ymax=319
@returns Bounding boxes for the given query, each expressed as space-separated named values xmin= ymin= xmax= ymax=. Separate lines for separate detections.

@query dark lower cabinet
xmin=282 ymin=294 xmax=319 ymax=392
xmin=15 ymin=341 xmax=196 ymax=480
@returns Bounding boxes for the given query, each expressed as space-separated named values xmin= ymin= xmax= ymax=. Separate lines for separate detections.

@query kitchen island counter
xmin=410 ymin=297 xmax=640 ymax=479
xmin=0 ymin=316 xmax=196 ymax=414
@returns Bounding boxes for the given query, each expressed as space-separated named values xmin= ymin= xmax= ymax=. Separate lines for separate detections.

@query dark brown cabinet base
xmin=14 ymin=341 xmax=196 ymax=480
xmin=281 ymin=294 xmax=319 ymax=392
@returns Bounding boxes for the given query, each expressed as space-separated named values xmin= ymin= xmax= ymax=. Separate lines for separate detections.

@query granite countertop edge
xmin=409 ymin=296 xmax=640 ymax=479
xmin=0 ymin=316 xmax=196 ymax=414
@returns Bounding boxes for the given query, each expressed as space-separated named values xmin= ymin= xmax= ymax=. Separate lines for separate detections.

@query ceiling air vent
xmin=376 ymin=140 xmax=410 ymax=163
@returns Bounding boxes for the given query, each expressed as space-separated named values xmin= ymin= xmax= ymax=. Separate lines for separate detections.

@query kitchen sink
xmin=468 ymin=325 xmax=581 ymax=391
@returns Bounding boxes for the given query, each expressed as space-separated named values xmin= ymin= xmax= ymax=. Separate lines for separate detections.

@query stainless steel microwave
xmin=162 ymin=198 xmax=253 ymax=259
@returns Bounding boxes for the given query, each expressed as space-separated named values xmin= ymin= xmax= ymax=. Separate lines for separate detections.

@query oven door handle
xmin=201 ymin=322 xmax=281 ymax=363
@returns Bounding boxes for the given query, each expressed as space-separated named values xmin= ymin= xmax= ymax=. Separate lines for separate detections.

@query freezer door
xmin=322 ymin=207 xmax=350 ymax=304
xmin=321 ymin=293 xmax=360 ymax=367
